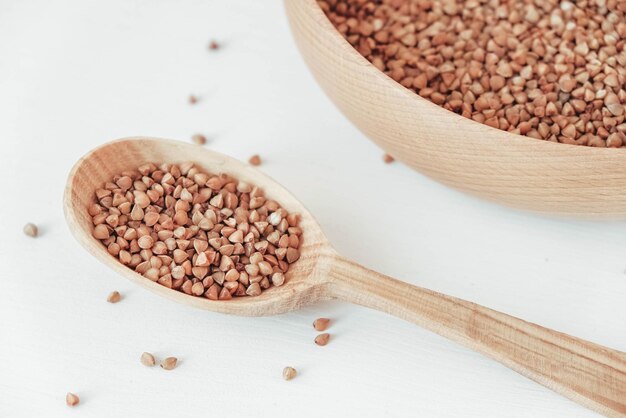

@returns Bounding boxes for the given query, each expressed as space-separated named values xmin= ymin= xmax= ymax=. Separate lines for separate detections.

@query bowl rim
xmin=301 ymin=0 xmax=626 ymax=154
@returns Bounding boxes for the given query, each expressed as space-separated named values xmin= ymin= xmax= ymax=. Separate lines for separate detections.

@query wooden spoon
xmin=64 ymin=137 xmax=626 ymax=416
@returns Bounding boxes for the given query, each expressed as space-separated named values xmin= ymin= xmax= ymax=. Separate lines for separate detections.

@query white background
xmin=1 ymin=1 xmax=625 ymax=417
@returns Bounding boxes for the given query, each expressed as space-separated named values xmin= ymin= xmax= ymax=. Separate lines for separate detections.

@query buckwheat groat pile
xmin=319 ymin=0 xmax=626 ymax=147
xmin=90 ymin=162 xmax=301 ymax=300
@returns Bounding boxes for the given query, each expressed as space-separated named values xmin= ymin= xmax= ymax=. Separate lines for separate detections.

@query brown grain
xmin=160 ymin=357 xmax=178 ymax=370
xmin=248 ymin=154 xmax=262 ymax=166
xmin=313 ymin=318 xmax=330 ymax=331
xmin=320 ymin=0 xmax=626 ymax=147
xmin=23 ymin=223 xmax=38 ymax=237
xmin=106 ymin=291 xmax=121 ymax=303
xmin=314 ymin=333 xmax=330 ymax=346
xmin=191 ymin=134 xmax=206 ymax=145
xmin=66 ymin=392 xmax=79 ymax=407
xmin=140 ymin=352 xmax=156 ymax=367
xmin=90 ymin=162 xmax=302 ymax=299
xmin=282 ymin=366 xmax=297 ymax=380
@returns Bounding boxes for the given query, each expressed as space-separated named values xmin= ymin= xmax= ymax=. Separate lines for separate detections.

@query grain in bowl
xmin=319 ymin=0 xmax=626 ymax=147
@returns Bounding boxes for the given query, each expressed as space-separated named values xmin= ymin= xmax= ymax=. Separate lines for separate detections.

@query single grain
xmin=140 ymin=352 xmax=156 ymax=367
xmin=23 ymin=223 xmax=38 ymax=237
xmin=66 ymin=393 xmax=79 ymax=407
xmin=313 ymin=318 xmax=330 ymax=331
xmin=191 ymin=134 xmax=206 ymax=145
xmin=314 ymin=333 xmax=330 ymax=346
xmin=283 ymin=366 xmax=297 ymax=381
xmin=249 ymin=154 xmax=262 ymax=166
xmin=160 ymin=357 xmax=178 ymax=370
xmin=106 ymin=291 xmax=121 ymax=303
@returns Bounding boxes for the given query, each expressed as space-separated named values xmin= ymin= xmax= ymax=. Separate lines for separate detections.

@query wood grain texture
xmin=284 ymin=0 xmax=626 ymax=219
xmin=65 ymin=137 xmax=626 ymax=416
xmin=327 ymin=256 xmax=626 ymax=417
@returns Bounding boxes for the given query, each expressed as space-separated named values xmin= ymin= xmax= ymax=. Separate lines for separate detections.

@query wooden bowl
xmin=284 ymin=0 xmax=626 ymax=219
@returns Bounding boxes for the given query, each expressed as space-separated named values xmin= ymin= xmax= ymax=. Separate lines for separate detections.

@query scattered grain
xmin=313 ymin=318 xmax=330 ymax=331
xmin=141 ymin=352 xmax=156 ymax=367
xmin=66 ymin=393 xmax=79 ymax=407
xmin=191 ymin=134 xmax=206 ymax=145
xmin=160 ymin=357 xmax=178 ymax=370
xmin=106 ymin=291 xmax=121 ymax=303
xmin=23 ymin=223 xmax=38 ymax=237
xmin=282 ymin=366 xmax=297 ymax=381
xmin=314 ymin=333 xmax=330 ymax=346
xmin=249 ymin=154 xmax=262 ymax=166
xmin=383 ymin=153 xmax=394 ymax=163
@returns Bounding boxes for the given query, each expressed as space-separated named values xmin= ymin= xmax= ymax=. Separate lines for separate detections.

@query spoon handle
xmin=327 ymin=256 xmax=626 ymax=416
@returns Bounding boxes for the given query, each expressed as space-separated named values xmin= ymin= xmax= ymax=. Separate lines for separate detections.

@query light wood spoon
xmin=64 ymin=137 xmax=626 ymax=417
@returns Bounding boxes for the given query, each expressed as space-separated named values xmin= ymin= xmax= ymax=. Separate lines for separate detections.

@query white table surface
xmin=1 ymin=1 xmax=625 ymax=417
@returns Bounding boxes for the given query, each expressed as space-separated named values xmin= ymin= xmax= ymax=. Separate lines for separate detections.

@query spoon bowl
xmin=64 ymin=137 xmax=626 ymax=416
xmin=63 ymin=137 xmax=333 ymax=316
